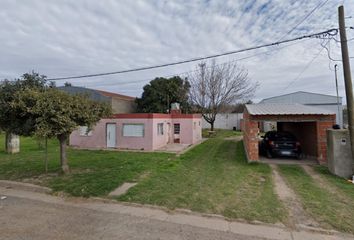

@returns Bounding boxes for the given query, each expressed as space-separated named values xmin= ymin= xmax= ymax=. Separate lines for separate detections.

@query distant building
xmin=260 ymin=91 xmax=343 ymax=127
xmin=202 ymin=113 xmax=243 ymax=130
xmin=58 ymin=86 xmax=136 ymax=114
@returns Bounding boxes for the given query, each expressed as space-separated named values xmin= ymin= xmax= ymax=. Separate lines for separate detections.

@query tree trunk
xmin=45 ymin=137 xmax=48 ymax=174
xmin=58 ymin=134 xmax=69 ymax=173
xmin=210 ymin=121 xmax=214 ymax=131
xmin=5 ymin=132 xmax=20 ymax=154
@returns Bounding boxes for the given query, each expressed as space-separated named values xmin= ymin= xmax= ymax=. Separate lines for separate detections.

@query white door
xmin=106 ymin=123 xmax=116 ymax=148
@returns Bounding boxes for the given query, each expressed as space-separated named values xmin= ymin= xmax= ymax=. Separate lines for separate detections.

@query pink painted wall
xmin=192 ymin=118 xmax=203 ymax=144
xmin=69 ymin=115 xmax=202 ymax=151
xmin=70 ymin=119 xmax=109 ymax=149
xmin=70 ymin=118 xmax=155 ymax=150
xmin=172 ymin=118 xmax=202 ymax=144
xmin=151 ymin=118 xmax=172 ymax=150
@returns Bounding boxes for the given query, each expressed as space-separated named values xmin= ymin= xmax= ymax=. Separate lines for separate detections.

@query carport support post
xmin=339 ymin=5 xmax=354 ymax=164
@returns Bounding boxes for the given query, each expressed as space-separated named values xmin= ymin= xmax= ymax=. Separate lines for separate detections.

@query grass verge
xmin=202 ymin=128 xmax=243 ymax=138
xmin=313 ymin=165 xmax=354 ymax=199
xmin=0 ymin=134 xmax=172 ymax=197
xmin=119 ymin=138 xmax=286 ymax=223
xmin=278 ymin=165 xmax=354 ymax=233
xmin=0 ymin=132 xmax=285 ymax=224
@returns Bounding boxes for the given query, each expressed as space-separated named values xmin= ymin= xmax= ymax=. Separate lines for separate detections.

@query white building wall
xmin=261 ymin=92 xmax=343 ymax=127
xmin=307 ymin=104 xmax=343 ymax=127
xmin=202 ymin=113 xmax=243 ymax=130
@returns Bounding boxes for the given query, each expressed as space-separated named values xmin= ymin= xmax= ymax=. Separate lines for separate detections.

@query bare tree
xmin=189 ymin=61 xmax=258 ymax=131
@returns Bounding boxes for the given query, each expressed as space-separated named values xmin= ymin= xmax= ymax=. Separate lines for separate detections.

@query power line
xmin=47 ymin=28 xmax=338 ymax=81
xmin=86 ymin=39 xmax=311 ymax=88
xmin=283 ymin=40 xmax=328 ymax=91
xmin=277 ymin=0 xmax=330 ymax=41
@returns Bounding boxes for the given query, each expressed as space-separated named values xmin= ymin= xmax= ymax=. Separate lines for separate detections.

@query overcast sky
xmin=1 ymin=0 xmax=354 ymax=102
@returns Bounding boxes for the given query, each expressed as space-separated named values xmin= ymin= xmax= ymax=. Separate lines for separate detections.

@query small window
xmin=79 ymin=126 xmax=92 ymax=136
xmin=193 ymin=122 xmax=196 ymax=129
xmin=123 ymin=124 xmax=144 ymax=137
xmin=199 ymin=121 xmax=201 ymax=126
xmin=157 ymin=123 xmax=164 ymax=135
xmin=174 ymin=123 xmax=180 ymax=134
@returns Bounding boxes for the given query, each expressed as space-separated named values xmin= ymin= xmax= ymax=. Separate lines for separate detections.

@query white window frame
xmin=122 ymin=123 xmax=145 ymax=137
xmin=79 ymin=126 xmax=93 ymax=136
xmin=157 ymin=123 xmax=164 ymax=135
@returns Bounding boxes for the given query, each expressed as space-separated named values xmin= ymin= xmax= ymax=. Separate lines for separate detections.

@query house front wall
xmin=171 ymin=118 xmax=202 ymax=145
xmin=152 ymin=118 xmax=172 ymax=150
xmin=70 ymin=115 xmax=202 ymax=151
xmin=70 ymin=118 xmax=154 ymax=150
xmin=116 ymin=118 xmax=154 ymax=150
xmin=192 ymin=118 xmax=203 ymax=144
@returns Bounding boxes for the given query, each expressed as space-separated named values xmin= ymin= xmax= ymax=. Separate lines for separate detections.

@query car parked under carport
xmin=242 ymin=103 xmax=336 ymax=164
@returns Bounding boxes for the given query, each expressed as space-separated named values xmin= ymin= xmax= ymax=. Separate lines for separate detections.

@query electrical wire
xmin=283 ymin=39 xmax=328 ymax=91
xmin=277 ymin=0 xmax=330 ymax=41
xmin=47 ymin=28 xmax=338 ymax=81
xmin=86 ymin=38 xmax=311 ymax=88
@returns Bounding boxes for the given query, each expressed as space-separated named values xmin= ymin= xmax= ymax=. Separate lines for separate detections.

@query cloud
xmin=1 ymin=0 xmax=353 ymax=103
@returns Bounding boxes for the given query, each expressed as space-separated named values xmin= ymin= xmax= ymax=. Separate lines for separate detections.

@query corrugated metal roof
xmin=246 ymin=104 xmax=335 ymax=115
xmin=260 ymin=91 xmax=342 ymax=102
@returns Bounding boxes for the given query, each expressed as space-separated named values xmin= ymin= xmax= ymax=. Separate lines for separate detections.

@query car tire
xmin=266 ymin=150 xmax=273 ymax=159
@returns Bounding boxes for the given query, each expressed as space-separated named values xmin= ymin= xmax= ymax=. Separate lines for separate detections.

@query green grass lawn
xmin=278 ymin=165 xmax=354 ymax=233
xmin=0 ymin=132 xmax=285 ymax=224
xmin=314 ymin=165 xmax=354 ymax=199
xmin=202 ymin=128 xmax=243 ymax=138
xmin=0 ymin=134 xmax=173 ymax=197
xmin=119 ymin=138 xmax=285 ymax=223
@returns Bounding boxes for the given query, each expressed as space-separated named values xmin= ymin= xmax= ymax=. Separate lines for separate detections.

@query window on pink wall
xmin=194 ymin=122 xmax=196 ymax=129
xmin=174 ymin=124 xmax=180 ymax=134
xmin=123 ymin=124 xmax=144 ymax=137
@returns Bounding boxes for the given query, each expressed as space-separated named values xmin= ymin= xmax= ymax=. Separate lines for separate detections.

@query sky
xmin=1 ymin=0 xmax=354 ymax=103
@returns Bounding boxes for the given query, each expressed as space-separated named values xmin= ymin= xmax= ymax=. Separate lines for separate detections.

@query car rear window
xmin=274 ymin=132 xmax=296 ymax=140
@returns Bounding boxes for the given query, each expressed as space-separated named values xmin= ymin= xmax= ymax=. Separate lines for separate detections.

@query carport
xmin=243 ymin=104 xmax=336 ymax=164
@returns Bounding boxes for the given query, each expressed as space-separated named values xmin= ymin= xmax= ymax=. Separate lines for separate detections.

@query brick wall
xmin=243 ymin=111 xmax=259 ymax=161
xmin=317 ymin=121 xmax=335 ymax=164
xmin=243 ymin=110 xmax=335 ymax=164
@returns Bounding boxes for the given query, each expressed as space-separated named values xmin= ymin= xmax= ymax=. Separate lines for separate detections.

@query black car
xmin=259 ymin=131 xmax=302 ymax=159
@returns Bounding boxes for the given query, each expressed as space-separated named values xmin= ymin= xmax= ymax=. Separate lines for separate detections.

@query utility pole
xmin=338 ymin=5 xmax=354 ymax=161
xmin=334 ymin=64 xmax=341 ymax=127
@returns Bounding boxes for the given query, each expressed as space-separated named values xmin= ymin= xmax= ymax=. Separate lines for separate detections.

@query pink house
xmin=69 ymin=112 xmax=202 ymax=151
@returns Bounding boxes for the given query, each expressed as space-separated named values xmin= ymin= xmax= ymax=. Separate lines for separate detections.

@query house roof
xmin=96 ymin=90 xmax=135 ymax=101
xmin=58 ymin=86 xmax=135 ymax=101
xmin=260 ymin=91 xmax=342 ymax=102
xmin=245 ymin=103 xmax=335 ymax=116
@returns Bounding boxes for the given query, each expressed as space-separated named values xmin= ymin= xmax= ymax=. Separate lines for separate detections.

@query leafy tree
xmin=0 ymin=72 xmax=47 ymax=152
xmin=12 ymin=88 xmax=111 ymax=173
xmin=189 ymin=61 xmax=258 ymax=131
xmin=136 ymin=76 xmax=191 ymax=113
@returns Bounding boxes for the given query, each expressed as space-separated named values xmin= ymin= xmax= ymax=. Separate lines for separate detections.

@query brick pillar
xmin=316 ymin=121 xmax=335 ymax=165
xmin=243 ymin=117 xmax=259 ymax=162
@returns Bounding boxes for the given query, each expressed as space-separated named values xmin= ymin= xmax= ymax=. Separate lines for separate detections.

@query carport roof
xmin=245 ymin=103 xmax=334 ymax=116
